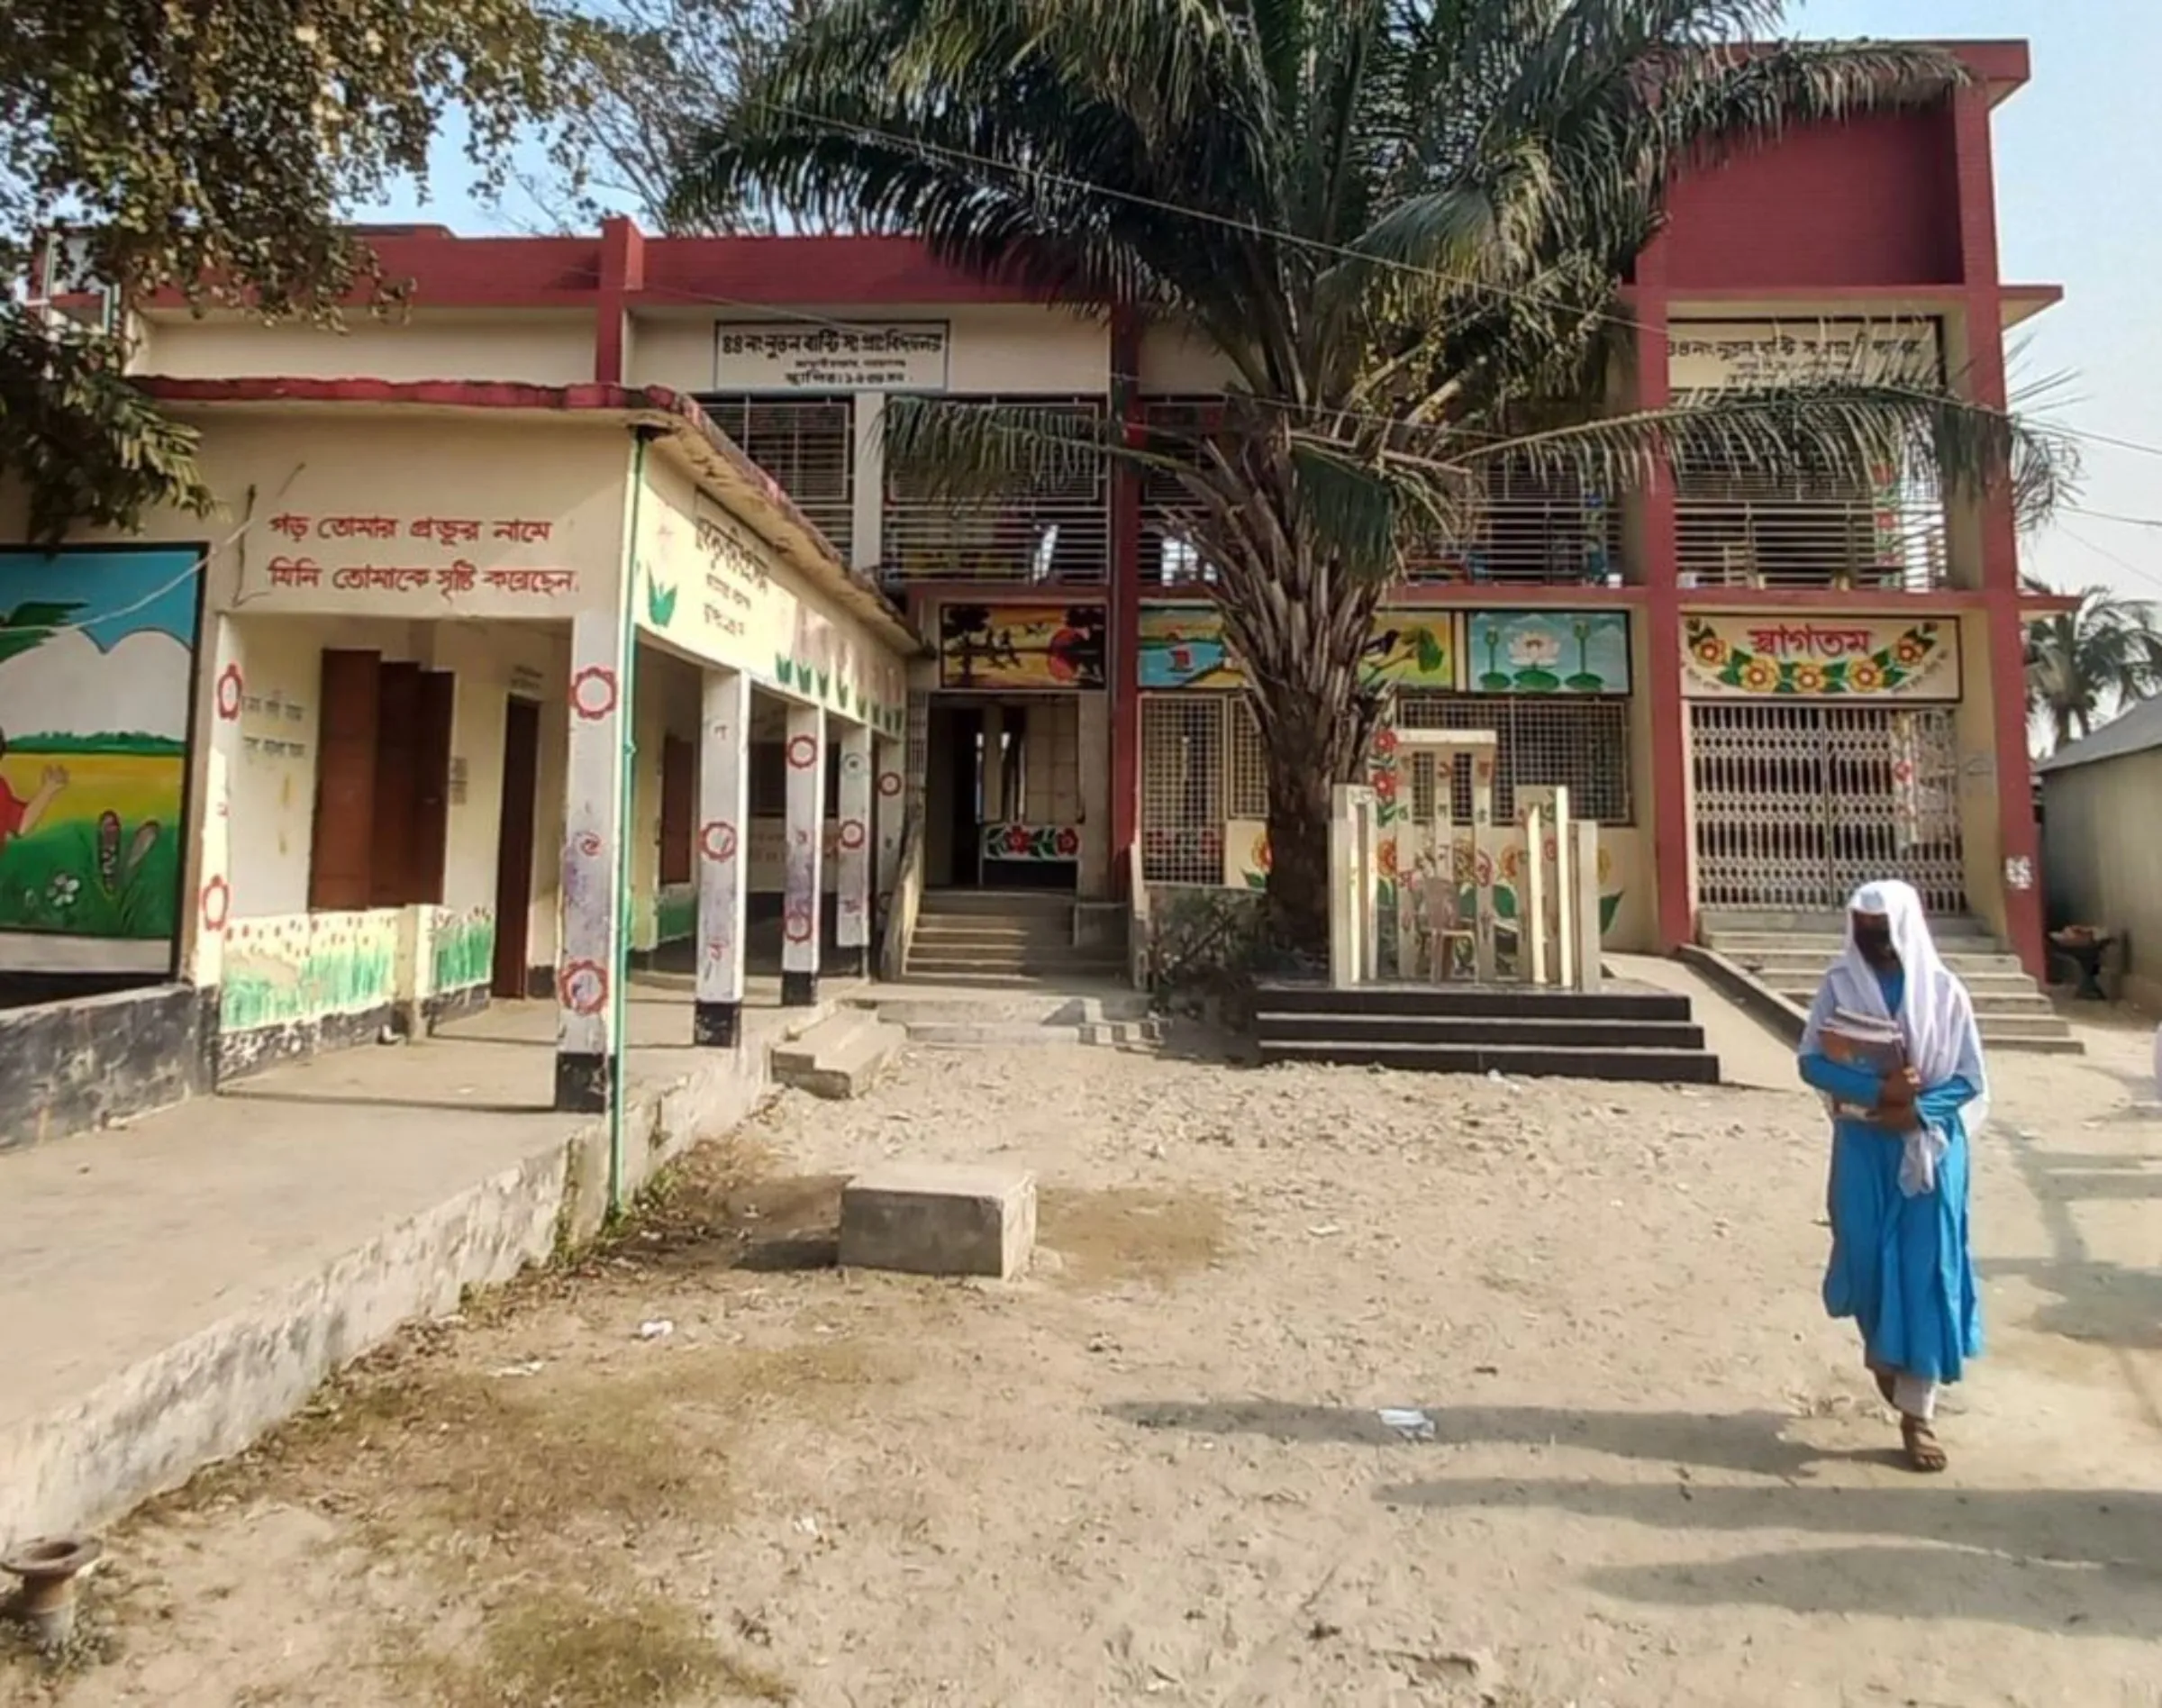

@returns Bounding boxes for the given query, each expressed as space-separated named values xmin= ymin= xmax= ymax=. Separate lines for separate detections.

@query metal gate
xmin=1691 ymin=702 xmax=1967 ymax=914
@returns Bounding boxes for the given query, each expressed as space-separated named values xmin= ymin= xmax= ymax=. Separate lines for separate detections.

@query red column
xmin=1951 ymin=86 xmax=2045 ymax=975
xmin=595 ymin=216 xmax=645 ymax=386
xmin=1108 ymin=306 xmax=1144 ymax=889
xmin=1635 ymin=245 xmax=1693 ymax=952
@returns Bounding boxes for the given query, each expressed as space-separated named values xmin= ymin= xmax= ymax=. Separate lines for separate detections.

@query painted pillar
xmin=851 ymin=392 xmax=887 ymax=577
xmin=556 ymin=608 xmax=628 ymax=1112
xmin=1108 ymin=305 xmax=1145 ymax=886
xmin=694 ymin=668 xmax=750 ymax=1046
xmin=781 ymin=700 xmax=827 ymax=1005
xmin=874 ymin=733 xmax=905 ymax=922
xmin=188 ymin=614 xmax=246 ymax=1078
xmin=1952 ymin=82 xmax=2044 ymax=975
xmin=1634 ymin=236 xmax=1694 ymax=953
xmin=834 ymin=719 xmax=874 ymax=978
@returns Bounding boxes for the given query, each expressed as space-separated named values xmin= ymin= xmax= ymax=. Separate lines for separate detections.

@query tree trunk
xmin=1221 ymin=557 xmax=1382 ymax=961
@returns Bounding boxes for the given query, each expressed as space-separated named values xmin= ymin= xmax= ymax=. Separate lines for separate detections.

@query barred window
xmin=1227 ymin=699 xmax=1269 ymax=819
xmin=1394 ymin=694 xmax=1633 ymax=824
xmin=1140 ymin=695 xmax=1228 ymax=885
xmin=698 ymin=395 xmax=854 ymax=563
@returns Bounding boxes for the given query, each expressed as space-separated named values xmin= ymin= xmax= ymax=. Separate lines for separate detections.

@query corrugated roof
xmin=2035 ymin=694 xmax=2162 ymax=775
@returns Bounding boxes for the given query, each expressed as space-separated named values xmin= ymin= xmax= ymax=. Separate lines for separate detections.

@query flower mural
xmin=1683 ymin=617 xmax=1951 ymax=699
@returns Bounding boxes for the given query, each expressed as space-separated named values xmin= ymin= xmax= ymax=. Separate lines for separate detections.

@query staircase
xmin=1255 ymin=982 xmax=1722 ymax=1084
xmin=1698 ymin=913 xmax=2081 ymax=1055
xmin=903 ymin=891 xmax=1128 ymax=988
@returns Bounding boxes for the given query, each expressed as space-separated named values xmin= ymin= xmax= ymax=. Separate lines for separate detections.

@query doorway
xmin=492 ymin=696 xmax=540 ymax=997
xmin=924 ymin=695 xmax=1081 ymax=893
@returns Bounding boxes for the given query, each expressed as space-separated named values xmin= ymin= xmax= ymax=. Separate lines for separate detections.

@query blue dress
xmin=1799 ymin=969 xmax=1984 ymax=1385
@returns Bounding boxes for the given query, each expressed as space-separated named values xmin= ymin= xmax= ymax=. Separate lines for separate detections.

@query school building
xmin=0 ymin=35 xmax=2066 ymax=1139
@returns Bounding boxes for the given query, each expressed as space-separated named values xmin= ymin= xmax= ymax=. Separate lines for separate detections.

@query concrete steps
xmin=904 ymin=891 xmax=1128 ymax=986
xmin=771 ymin=1009 xmax=905 ymax=1098
xmin=1254 ymin=983 xmax=1721 ymax=1084
xmin=1699 ymin=913 xmax=2081 ymax=1056
xmin=862 ymin=993 xmax=1161 ymax=1051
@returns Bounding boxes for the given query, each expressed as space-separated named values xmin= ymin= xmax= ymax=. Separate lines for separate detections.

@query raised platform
xmin=1254 ymin=979 xmax=1721 ymax=1084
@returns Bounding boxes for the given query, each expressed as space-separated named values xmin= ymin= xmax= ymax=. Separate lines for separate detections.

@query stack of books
xmin=1820 ymin=1009 xmax=1907 ymax=1120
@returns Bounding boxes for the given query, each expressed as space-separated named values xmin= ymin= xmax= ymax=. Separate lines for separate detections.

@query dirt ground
xmin=7 ymin=1013 xmax=2161 ymax=1708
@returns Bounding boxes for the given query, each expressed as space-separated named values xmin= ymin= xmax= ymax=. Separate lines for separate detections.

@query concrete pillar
xmin=187 ymin=614 xmax=244 ymax=1001
xmin=694 ymin=669 xmax=750 ymax=1046
xmin=851 ymin=391 xmax=887 ymax=577
xmin=874 ymin=733 xmax=905 ymax=916
xmin=834 ymin=720 xmax=874 ymax=978
xmin=782 ymin=701 xmax=827 ymax=1005
xmin=556 ymin=608 xmax=629 ymax=1113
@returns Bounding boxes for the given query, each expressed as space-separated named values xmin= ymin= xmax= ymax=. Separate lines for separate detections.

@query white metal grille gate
xmin=1691 ymin=703 xmax=1967 ymax=914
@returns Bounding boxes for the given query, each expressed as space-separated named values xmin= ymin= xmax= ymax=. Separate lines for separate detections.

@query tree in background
xmin=2026 ymin=582 xmax=2162 ymax=752
xmin=675 ymin=0 xmax=2071 ymax=954
xmin=1 ymin=0 xmax=581 ymax=542
xmin=516 ymin=0 xmax=830 ymax=234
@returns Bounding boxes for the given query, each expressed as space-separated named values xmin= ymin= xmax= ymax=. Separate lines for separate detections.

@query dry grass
xmin=401 ymin=1585 xmax=795 ymax=1707
xmin=1040 ymin=1186 xmax=1232 ymax=1287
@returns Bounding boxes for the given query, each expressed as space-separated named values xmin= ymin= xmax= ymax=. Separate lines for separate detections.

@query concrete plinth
xmin=839 ymin=1164 xmax=1037 ymax=1280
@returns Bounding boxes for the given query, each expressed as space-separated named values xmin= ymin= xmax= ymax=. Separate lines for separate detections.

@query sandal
xmin=1901 ymin=1415 xmax=1949 ymax=1474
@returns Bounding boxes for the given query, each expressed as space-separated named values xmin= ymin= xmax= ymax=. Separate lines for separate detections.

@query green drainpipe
xmin=607 ymin=429 xmax=657 ymax=1217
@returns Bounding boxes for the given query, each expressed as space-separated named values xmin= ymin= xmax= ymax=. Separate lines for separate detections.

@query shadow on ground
xmin=1106 ymin=1398 xmax=2162 ymax=1636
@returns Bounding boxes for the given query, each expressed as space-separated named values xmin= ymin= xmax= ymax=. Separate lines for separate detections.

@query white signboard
xmin=713 ymin=322 xmax=950 ymax=393
xmin=1668 ymin=320 xmax=1942 ymax=393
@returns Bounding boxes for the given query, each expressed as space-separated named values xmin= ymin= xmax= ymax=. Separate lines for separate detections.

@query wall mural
xmin=1139 ymin=606 xmax=1456 ymax=692
xmin=221 ymin=911 xmax=400 ymax=1035
xmin=0 ymin=546 xmax=202 ymax=977
xmin=429 ymin=905 xmax=496 ymax=995
xmin=981 ymin=822 xmax=1083 ymax=863
xmin=938 ymin=603 xmax=1108 ymax=691
xmin=1682 ymin=616 xmax=1958 ymax=701
xmin=1465 ymin=611 xmax=1631 ymax=695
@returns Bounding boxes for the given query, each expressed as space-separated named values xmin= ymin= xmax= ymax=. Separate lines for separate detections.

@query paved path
xmin=0 ymin=976 xmax=844 ymax=1544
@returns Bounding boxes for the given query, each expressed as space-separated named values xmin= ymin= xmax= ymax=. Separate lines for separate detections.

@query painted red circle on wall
xmin=699 ymin=820 xmax=738 ymax=862
xmin=838 ymin=818 xmax=867 ymax=851
xmin=214 ymin=666 xmax=245 ymax=722
xmin=574 ymin=830 xmax=604 ymax=859
xmin=783 ymin=905 xmax=815 ymax=944
xmin=570 ymin=666 xmax=619 ymax=721
xmin=877 ymin=772 xmax=903 ymax=799
xmin=199 ymin=876 xmax=231 ymax=932
xmin=559 ymin=958 xmax=609 ymax=1015
xmin=786 ymin=732 xmax=819 ymax=770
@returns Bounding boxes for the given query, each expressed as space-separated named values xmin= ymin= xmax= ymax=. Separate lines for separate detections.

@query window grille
xmin=698 ymin=395 xmax=854 ymax=563
xmin=1140 ymin=695 xmax=1229 ymax=885
xmin=1394 ymin=694 xmax=1633 ymax=824
xmin=884 ymin=395 xmax=1110 ymax=584
xmin=1227 ymin=698 xmax=1270 ymax=820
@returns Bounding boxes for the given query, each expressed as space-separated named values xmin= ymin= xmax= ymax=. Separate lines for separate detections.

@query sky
xmin=356 ymin=1 xmax=2162 ymax=607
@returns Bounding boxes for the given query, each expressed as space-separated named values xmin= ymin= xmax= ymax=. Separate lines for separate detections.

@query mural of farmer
xmin=0 ymin=729 xmax=68 ymax=849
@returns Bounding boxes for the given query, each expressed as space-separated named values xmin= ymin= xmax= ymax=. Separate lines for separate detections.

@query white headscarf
xmin=1799 ymin=878 xmax=1989 ymax=1196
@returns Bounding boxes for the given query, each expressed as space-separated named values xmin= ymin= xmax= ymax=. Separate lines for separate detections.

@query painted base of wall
xmin=781 ymin=971 xmax=819 ymax=1006
xmin=695 ymin=1001 xmax=740 ymax=1047
xmin=0 ymin=970 xmax=173 ymax=1012
xmin=554 ymin=1050 xmax=611 ymax=1113
xmin=219 ymin=1003 xmax=396 ymax=1083
xmin=0 ymin=984 xmax=216 ymax=1151
xmin=422 ymin=983 xmax=490 ymax=1033
xmin=524 ymin=966 xmax=555 ymax=1001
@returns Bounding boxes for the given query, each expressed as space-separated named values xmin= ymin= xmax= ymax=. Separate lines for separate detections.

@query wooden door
xmin=369 ymin=662 xmax=422 ymax=907
xmin=492 ymin=697 xmax=541 ymax=997
xmin=309 ymin=650 xmax=382 ymax=911
xmin=659 ymin=734 xmax=695 ymax=887
xmin=410 ymin=670 xmax=455 ymax=904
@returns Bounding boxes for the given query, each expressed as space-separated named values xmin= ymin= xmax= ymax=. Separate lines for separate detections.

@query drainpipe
xmin=608 ymin=427 xmax=659 ymax=1217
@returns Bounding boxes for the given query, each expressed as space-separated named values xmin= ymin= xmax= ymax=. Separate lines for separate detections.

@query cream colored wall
xmin=1138 ymin=323 xmax=1241 ymax=395
xmin=625 ymin=304 xmax=1109 ymax=395
xmin=2044 ymin=752 xmax=2162 ymax=1008
xmin=133 ymin=312 xmax=596 ymax=388
xmin=220 ymin=616 xmax=569 ymax=968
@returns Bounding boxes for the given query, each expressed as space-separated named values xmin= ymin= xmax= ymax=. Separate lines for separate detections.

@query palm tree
xmin=674 ymin=0 xmax=2070 ymax=954
xmin=2025 ymin=581 xmax=2162 ymax=753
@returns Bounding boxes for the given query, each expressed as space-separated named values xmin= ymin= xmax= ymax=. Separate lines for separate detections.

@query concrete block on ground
xmin=770 ymin=1013 xmax=903 ymax=1100
xmin=839 ymin=1164 xmax=1037 ymax=1280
